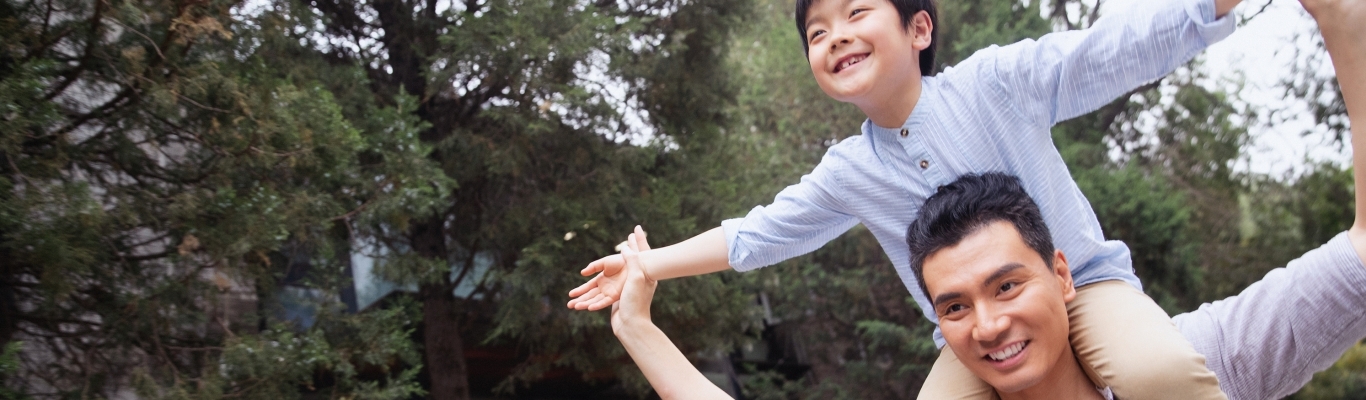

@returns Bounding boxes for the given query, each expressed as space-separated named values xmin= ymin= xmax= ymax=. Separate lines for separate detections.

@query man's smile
xmin=983 ymin=340 xmax=1030 ymax=369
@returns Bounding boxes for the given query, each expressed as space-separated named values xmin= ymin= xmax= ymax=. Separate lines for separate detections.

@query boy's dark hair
xmin=905 ymin=173 xmax=1055 ymax=303
xmin=795 ymin=0 xmax=939 ymax=76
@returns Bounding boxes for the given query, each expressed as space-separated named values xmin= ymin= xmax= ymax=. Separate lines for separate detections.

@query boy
xmin=571 ymin=0 xmax=1245 ymax=397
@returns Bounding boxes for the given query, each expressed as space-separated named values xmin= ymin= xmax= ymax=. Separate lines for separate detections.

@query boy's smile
xmin=803 ymin=0 xmax=932 ymax=127
xmin=833 ymin=52 xmax=868 ymax=73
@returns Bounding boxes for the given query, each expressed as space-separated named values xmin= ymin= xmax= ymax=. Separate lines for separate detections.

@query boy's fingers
xmin=602 ymin=254 xmax=626 ymax=276
xmin=581 ymin=259 xmax=604 ymax=276
xmin=572 ymin=288 xmax=603 ymax=310
xmin=587 ymin=294 xmax=616 ymax=311
xmin=568 ymin=275 xmax=599 ymax=297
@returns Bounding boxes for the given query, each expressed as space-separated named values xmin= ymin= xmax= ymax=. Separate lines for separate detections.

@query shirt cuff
xmin=720 ymin=217 xmax=756 ymax=272
xmin=1187 ymin=0 xmax=1237 ymax=46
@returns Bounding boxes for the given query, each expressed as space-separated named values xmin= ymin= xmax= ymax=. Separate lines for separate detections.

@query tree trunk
xmin=421 ymin=283 xmax=470 ymax=400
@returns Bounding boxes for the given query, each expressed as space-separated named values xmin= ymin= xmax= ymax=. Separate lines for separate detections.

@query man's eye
xmin=945 ymin=304 xmax=965 ymax=314
xmin=999 ymin=282 xmax=1018 ymax=293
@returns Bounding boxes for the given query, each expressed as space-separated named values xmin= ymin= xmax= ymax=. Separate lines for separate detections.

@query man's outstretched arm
xmin=1171 ymin=3 xmax=1366 ymax=398
xmin=610 ymin=227 xmax=733 ymax=400
xmin=1310 ymin=0 xmax=1366 ymax=255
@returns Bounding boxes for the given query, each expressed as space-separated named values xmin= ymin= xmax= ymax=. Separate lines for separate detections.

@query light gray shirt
xmin=1174 ymin=232 xmax=1366 ymax=399
xmin=720 ymin=0 xmax=1236 ymax=346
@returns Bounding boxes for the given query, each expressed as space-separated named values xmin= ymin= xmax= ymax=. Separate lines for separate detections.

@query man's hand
xmin=1301 ymin=0 xmax=1366 ymax=44
xmin=1304 ymin=0 xmax=1366 ymax=259
xmin=567 ymin=227 xmax=648 ymax=311
xmin=1216 ymin=0 xmax=1243 ymax=18
xmin=611 ymin=227 xmax=657 ymax=334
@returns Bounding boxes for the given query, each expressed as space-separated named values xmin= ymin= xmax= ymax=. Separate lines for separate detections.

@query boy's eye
xmin=850 ymin=8 xmax=866 ymax=17
xmin=808 ymin=29 xmax=825 ymax=42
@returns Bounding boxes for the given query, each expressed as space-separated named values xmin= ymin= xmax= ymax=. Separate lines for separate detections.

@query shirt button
xmin=920 ymin=160 xmax=930 ymax=169
xmin=900 ymin=129 xmax=909 ymax=138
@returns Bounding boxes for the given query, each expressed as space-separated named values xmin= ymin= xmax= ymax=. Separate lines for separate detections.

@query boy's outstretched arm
xmin=1305 ymin=0 xmax=1366 ymax=256
xmin=989 ymin=0 xmax=1241 ymax=130
xmin=567 ymin=227 xmax=730 ymax=311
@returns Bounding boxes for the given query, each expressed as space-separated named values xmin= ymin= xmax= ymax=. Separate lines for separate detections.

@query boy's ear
xmin=910 ymin=10 xmax=933 ymax=51
xmin=1052 ymin=250 xmax=1077 ymax=303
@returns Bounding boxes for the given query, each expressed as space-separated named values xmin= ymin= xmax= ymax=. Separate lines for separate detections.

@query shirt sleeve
xmin=721 ymin=150 xmax=858 ymax=272
xmin=1172 ymin=232 xmax=1366 ymax=400
xmin=980 ymin=0 xmax=1235 ymax=128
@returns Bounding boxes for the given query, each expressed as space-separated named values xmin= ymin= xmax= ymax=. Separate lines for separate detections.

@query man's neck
xmin=999 ymin=351 xmax=1105 ymax=400
xmin=856 ymin=71 xmax=924 ymax=129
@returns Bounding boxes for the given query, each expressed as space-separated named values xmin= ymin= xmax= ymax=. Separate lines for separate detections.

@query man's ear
xmin=910 ymin=10 xmax=933 ymax=51
xmin=1052 ymin=250 xmax=1077 ymax=303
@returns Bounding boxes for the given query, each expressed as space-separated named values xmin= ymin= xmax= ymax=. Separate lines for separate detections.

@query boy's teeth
xmin=989 ymin=342 xmax=1025 ymax=361
xmin=839 ymin=55 xmax=865 ymax=71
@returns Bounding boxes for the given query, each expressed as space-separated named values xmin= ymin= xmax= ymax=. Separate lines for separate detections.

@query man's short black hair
xmin=905 ymin=173 xmax=1056 ymax=304
xmin=795 ymin=0 xmax=939 ymax=76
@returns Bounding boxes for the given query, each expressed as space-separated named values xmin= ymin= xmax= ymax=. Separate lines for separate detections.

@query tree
xmin=0 ymin=0 xmax=443 ymax=396
xmin=289 ymin=0 xmax=764 ymax=398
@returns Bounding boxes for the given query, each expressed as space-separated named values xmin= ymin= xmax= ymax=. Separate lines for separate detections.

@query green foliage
xmin=0 ymin=342 xmax=25 ymax=400
xmin=1 ymin=0 xmax=442 ymax=395
xmin=135 ymin=301 xmax=424 ymax=399
xmin=1290 ymin=342 xmax=1366 ymax=400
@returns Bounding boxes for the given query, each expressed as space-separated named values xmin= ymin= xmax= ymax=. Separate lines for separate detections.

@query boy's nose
xmin=829 ymin=32 xmax=852 ymax=51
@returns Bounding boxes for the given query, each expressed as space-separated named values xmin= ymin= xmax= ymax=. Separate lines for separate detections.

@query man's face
xmin=922 ymin=221 xmax=1077 ymax=394
xmin=802 ymin=0 xmax=928 ymax=106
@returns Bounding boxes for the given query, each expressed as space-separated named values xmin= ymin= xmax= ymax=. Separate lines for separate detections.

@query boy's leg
xmin=1068 ymin=280 xmax=1226 ymax=399
xmin=915 ymin=348 xmax=998 ymax=400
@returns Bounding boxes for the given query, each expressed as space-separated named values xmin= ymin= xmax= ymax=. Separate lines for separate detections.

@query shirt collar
xmin=862 ymin=77 xmax=934 ymax=140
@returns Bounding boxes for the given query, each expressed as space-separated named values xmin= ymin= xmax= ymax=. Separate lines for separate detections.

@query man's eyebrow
xmin=932 ymin=291 xmax=962 ymax=307
xmin=983 ymin=263 xmax=1027 ymax=287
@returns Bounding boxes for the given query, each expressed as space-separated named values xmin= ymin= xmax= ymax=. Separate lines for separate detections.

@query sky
xmin=1112 ymin=0 xmax=1348 ymax=177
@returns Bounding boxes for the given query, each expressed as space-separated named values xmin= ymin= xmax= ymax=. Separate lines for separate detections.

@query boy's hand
xmin=567 ymin=226 xmax=649 ymax=311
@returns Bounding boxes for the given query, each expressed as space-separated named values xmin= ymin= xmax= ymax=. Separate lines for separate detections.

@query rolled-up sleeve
xmin=1173 ymin=232 xmax=1366 ymax=400
xmin=721 ymin=152 xmax=858 ymax=272
xmin=980 ymin=0 xmax=1236 ymax=128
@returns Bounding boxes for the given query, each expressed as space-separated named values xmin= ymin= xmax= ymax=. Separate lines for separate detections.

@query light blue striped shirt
xmin=721 ymin=0 xmax=1236 ymax=346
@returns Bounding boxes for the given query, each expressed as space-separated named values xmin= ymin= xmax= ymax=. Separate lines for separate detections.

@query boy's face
xmin=802 ymin=0 xmax=930 ymax=107
xmin=922 ymin=221 xmax=1078 ymax=394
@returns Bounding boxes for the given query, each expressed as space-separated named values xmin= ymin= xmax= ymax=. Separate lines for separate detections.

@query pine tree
xmin=292 ymin=0 xmax=761 ymax=398
xmin=0 ymin=0 xmax=443 ymax=396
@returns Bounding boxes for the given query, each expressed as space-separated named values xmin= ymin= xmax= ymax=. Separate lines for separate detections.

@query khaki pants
xmin=916 ymin=281 xmax=1226 ymax=400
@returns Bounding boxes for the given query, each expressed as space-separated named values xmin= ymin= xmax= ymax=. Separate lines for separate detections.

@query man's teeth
xmin=989 ymin=342 xmax=1025 ymax=361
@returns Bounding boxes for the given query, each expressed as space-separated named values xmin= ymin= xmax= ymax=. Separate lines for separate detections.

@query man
xmin=606 ymin=0 xmax=1366 ymax=397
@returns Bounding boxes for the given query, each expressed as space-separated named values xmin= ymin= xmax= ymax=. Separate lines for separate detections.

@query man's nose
xmin=972 ymin=309 xmax=1010 ymax=342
